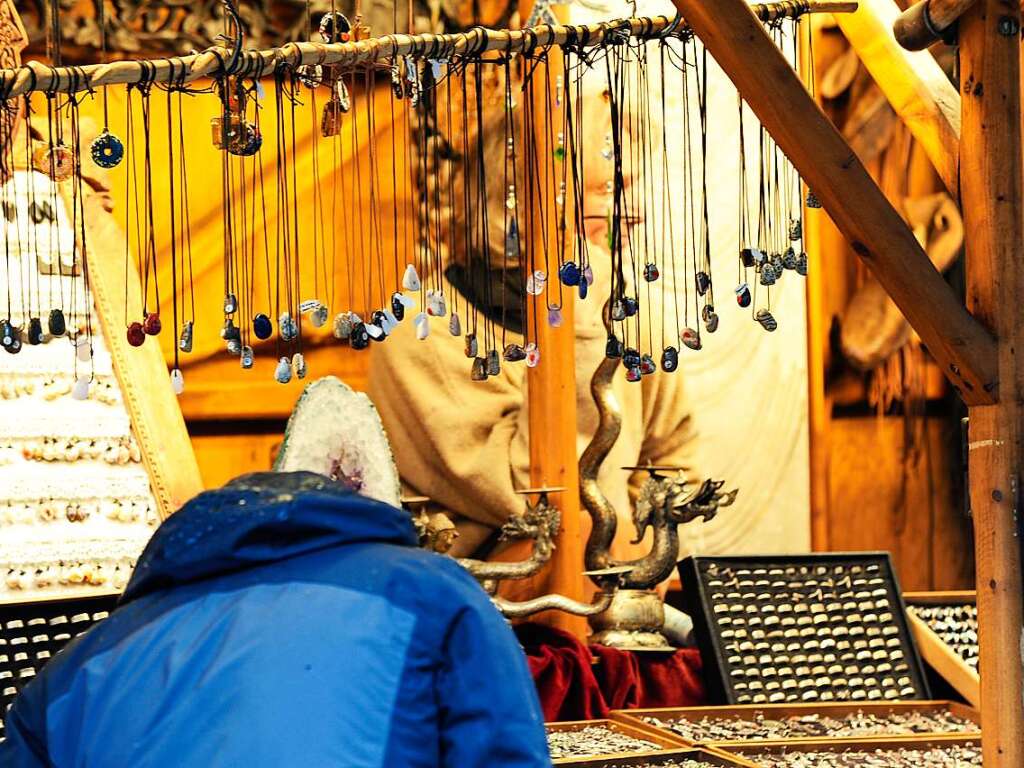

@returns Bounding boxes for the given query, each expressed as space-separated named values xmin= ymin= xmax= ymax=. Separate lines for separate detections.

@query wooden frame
xmin=546 ymin=719 xmax=691 ymax=764
xmin=904 ymin=591 xmax=980 ymax=707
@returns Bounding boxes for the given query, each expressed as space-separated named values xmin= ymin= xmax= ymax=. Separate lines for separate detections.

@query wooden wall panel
xmin=189 ymin=432 xmax=285 ymax=489
xmin=827 ymin=415 xmax=972 ymax=591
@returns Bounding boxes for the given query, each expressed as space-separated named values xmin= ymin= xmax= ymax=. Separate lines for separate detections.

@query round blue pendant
xmin=253 ymin=313 xmax=273 ymax=340
xmin=90 ymin=131 xmax=124 ymax=169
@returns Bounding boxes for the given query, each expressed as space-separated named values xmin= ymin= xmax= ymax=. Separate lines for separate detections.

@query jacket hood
xmin=122 ymin=471 xmax=419 ymax=604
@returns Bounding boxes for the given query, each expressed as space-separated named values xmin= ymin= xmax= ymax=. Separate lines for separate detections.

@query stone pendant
xmin=735 ymin=283 xmax=752 ymax=308
xmin=756 ymin=309 xmax=778 ymax=332
xmin=464 ymin=333 xmax=478 ymax=358
xmin=661 ymin=346 xmax=679 ymax=372
xmin=75 ymin=335 xmax=92 ymax=362
xmin=788 ymin=219 xmax=803 ymax=241
xmin=548 ymin=307 xmax=563 ymax=327
xmin=391 ymin=292 xmax=408 ymax=321
xmin=605 ymin=335 xmax=624 ymax=359
xmin=170 ymin=368 xmax=185 ymax=395
xmin=622 ymin=348 xmax=641 ymax=370
xmin=583 ymin=264 xmax=594 ymax=286
xmin=486 ymin=349 xmax=501 ymax=376
xmin=1 ymin=319 xmax=14 ymax=347
xmin=611 ymin=300 xmax=627 ymax=322
xmin=27 ymin=317 xmax=43 ymax=345
xmin=643 ymin=263 xmax=659 ymax=282
xmin=558 ymin=261 xmax=580 ymax=287
xmin=625 ymin=366 xmax=642 ymax=383
xmin=760 ymin=264 xmax=778 ymax=287
xmin=702 ymin=305 xmax=720 ymax=333
xmin=526 ymin=270 xmax=546 ymax=296
xmin=240 ymin=346 xmax=255 ymax=369
xmin=381 ymin=310 xmax=399 ymax=334
xmin=806 ymin=190 xmax=823 ymax=208
xmin=333 ymin=312 xmax=354 ymax=340
xmin=71 ymin=376 xmax=90 ymax=400
xmin=293 ymin=353 xmax=308 ymax=379
xmin=179 ymin=321 xmax=194 ymax=352
xmin=48 ymin=309 xmax=66 ymax=337
xmin=796 ymin=253 xmax=808 ymax=276
xmin=310 ymin=304 xmax=329 ymax=328
xmin=695 ymin=271 xmax=711 ymax=296
xmin=503 ymin=343 xmax=527 ymax=362
xmin=223 ymin=293 xmax=238 ymax=314
xmin=279 ymin=312 xmax=298 ymax=341
xmin=414 ymin=312 xmax=430 ymax=340
xmin=681 ymin=327 xmax=702 ymax=351
xmin=275 ymin=356 xmax=293 ymax=384
xmin=622 ymin=297 xmax=638 ymax=317
xmin=449 ymin=312 xmax=461 ymax=336
xmin=322 ymin=98 xmax=343 ymax=137
xmin=143 ymin=312 xmax=162 ymax=336
xmin=783 ymin=247 xmax=798 ymax=271
xmin=253 ymin=314 xmax=272 ymax=340
xmin=525 ymin=343 xmax=540 ymax=368
xmin=578 ymin=279 xmax=588 ymax=300
xmin=127 ymin=322 xmax=145 ymax=347
xmin=471 ymin=356 xmax=488 ymax=381
xmin=402 ymin=264 xmax=421 ymax=292
xmin=365 ymin=322 xmax=385 ymax=341
xmin=426 ymin=289 xmax=447 ymax=317
xmin=640 ymin=354 xmax=657 ymax=375
xmin=350 ymin=322 xmax=370 ymax=349
xmin=226 ymin=338 xmax=242 ymax=356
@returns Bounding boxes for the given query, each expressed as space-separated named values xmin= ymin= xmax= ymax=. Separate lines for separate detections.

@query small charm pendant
xmin=279 ymin=312 xmax=298 ymax=341
xmin=177 ymin=321 xmax=194 ymax=352
xmin=90 ymin=130 xmax=124 ymax=169
xmin=740 ymin=248 xmax=756 ymax=268
xmin=170 ymin=368 xmax=185 ymax=395
xmin=681 ymin=327 xmax=702 ymax=351
xmin=223 ymin=293 xmax=238 ymax=314
xmin=554 ymin=131 xmax=565 ymax=162
xmin=735 ymin=283 xmax=752 ymax=308
xmin=506 ymin=220 xmax=520 ymax=258
xmin=75 ymin=335 xmax=92 ymax=362
xmin=226 ymin=338 xmax=242 ymax=355
xmin=448 ymin=312 xmax=461 ymax=336
xmin=143 ymin=312 xmax=162 ymax=336
xmin=486 ymin=349 xmax=501 ymax=376
xmin=788 ymin=219 xmax=803 ymax=241
xmin=471 ymin=356 xmax=488 ymax=381
xmin=783 ymin=247 xmax=798 ymax=270
xmin=643 ymin=263 xmax=659 ymax=282
xmin=27 ymin=317 xmax=42 ymax=345
xmin=503 ymin=343 xmax=527 ymax=362
xmin=310 ymin=304 xmax=329 ymax=328
xmin=505 ymin=184 xmax=516 ymax=211
xmin=796 ymin=252 xmax=808 ymax=276
xmin=464 ymin=333 xmax=478 ymax=359
xmin=661 ymin=346 xmax=679 ymax=372
xmin=702 ymin=305 xmax=720 ymax=333
xmin=806 ymin=190 xmax=823 ymax=209
xmin=350 ymin=322 xmax=370 ymax=349
xmin=622 ymin=348 xmax=641 ymax=370
xmin=332 ymin=312 xmax=353 ymax=340
xmin=771 ymin=253 xmax=784 ymax=275
xmin=695 ymin=271 xmax=711 ymax=296
xmin=605 ymin=334 xmax=624 ymax=359
xmin=525 ymin=342 xmax=540 ymax=368
xmin=293 ymin=352 xmax=308 ymax=379
xmin=391 ymin=292 xmax=407 ymax=321
xmin=71 ymin=376 xmax=90 ymax=400
xmin=318 ymin=11 xmax=351 ymax=43
xmin=759 ymin=263 xmax=778 ymax=287
xmin=0 ymin=319 xmax=14 ymax=347
xmin=335 ymin=79 xmax=352 ymax=113
xmin=240 ymin=345 xmax=254 ymax=369
xmin=48 ymin=309 xmax=66 ymax=337
xmin=365 ymin=322 xmax=385 ymax=341
xmin=426 ymin=289 xmax=447 ymax=317
xmin=583 ymin=264 xmax=594 ymax=286
xmin=321 ymin=98 xmax=343 ymax=137
xmin=381 ymin=309 xmax=399 ymax=334
xmin=625 ymin=366 xmax=642 ymax=383
xmin=611 ymin=300 xmax=627 ymax=322
xmin=253 ymin=313 xmax=272 ymax=340
xmin=640 ymin=354 xmax=657 ymax=375
xmin=35 ymin=143 xmax=74 ymax=181
xmin=558 ymin=261 xmax=580 ymax=287
xmin=548 ymin=306 xmax=563 ymax=327
xmin=578 ymin=279 xmax=588 ymax=300
xmin=3 ymin=334 xmax=20 ymax=353
xmin=756 ymin=308 xmax=778 ymax=332
xmin=275 ymin=356 xmax=293 ymax=384
xmin=622 ymin=296 xmax=638 ymax=317
xmin=526 ymin=269 xmax=546 ymax=296
xmin=221 ymin=318 xmax=241 ymax=343
xmin=402 ymin=264 xmax=421 ymax=291
xmin=414 ymin=312 xmax=430 ymax=340
xmin=297 ymin=64 xmax=324 ymax=89
xmin=127 ymin=322 xmax=145 ymax=347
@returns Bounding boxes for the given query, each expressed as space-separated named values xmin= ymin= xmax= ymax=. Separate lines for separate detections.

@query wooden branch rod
xmin=672 ymin=0 xmax=1000 ymax=405
xmin=894 ymin=0 xmax=976 ymax=49
xmin=1 ymin=2 xmax=857 ymax=96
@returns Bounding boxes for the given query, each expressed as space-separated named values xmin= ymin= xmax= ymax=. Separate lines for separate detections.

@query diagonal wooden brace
xmin=672 ymin=0 xmax=998 ymax=405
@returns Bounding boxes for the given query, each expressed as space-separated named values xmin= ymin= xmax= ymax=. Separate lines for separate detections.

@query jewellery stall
xmin=0 ymin=0 xmax=1019 ymax=763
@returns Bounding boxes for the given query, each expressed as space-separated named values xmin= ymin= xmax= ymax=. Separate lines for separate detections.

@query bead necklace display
xmin=734 ymin=743 xmax=982 ymax=768
xmin=548 ymin=726 xmax=662 ymax=759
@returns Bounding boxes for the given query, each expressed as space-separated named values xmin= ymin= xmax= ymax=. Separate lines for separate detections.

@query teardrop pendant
xmin=402 ymin=264 xmax=421 ymax=291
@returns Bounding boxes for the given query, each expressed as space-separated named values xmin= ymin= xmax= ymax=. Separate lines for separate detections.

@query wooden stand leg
xmin=960 ymin=1 xmax=1024 ymax=764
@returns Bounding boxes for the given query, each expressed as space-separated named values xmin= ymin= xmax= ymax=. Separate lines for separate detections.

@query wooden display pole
xmin=834 ymin=0 xmax=961 ymax=196
xmin=669 ymin=0 xmax=998 ymax=406
xmin=959 ymin=0 xmax=1024 ymax=764
xmin=520 ymin=0 xmax=588 ymax=636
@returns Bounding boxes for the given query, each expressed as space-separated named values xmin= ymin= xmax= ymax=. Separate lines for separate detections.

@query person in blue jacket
xmin=0 ymin=471 xmax=552 ymax=767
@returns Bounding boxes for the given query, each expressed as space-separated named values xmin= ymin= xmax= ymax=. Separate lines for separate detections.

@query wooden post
xmin=960 ymin=0 xmax=1024 ymax=763
xmin=835 ymin=0 xmax=962 ymax=196
xmin=670 ymin=0 xmax=999 ymax=405
xmin=520 ymin=3 xmax=587 ymax=636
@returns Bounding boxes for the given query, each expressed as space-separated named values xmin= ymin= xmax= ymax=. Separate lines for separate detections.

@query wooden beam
xmin=894 ymin=0 xmax=976 ymax=49
xmin=960 ymin=0 xmax=1024 ymax=764
xmin=671 ymin=0 xmax=998 ymax=405
xmin=835 ymin=0 xmax=961 ymax=197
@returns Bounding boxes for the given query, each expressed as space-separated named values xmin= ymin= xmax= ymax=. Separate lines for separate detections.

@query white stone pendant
xmin=170 ymin=369 xmax=185 ymax=395
xmin=275 ymin=356 xmax=293 ymax=384
xmin=426 ymin=289 xmax=447 ymax=317
xmin=71 ymin=376 xmax=90 ymax=400
xmin=402 ymin=264 xmax=421 ymax=292
xmin=414 ymin=312 xmax=430 ymax=340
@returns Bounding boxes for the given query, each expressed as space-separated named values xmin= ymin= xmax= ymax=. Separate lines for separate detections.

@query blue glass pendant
xmin=253 ymin=313 xmax=273 ymax=340
xmin=622 ymin=347 xmax=641 ymax=370
xmin=622 ymin=296 xmax=638 ymax=317
xmin=578 ymin=278 xmax=588 ymax=299
xmin=90 ymin=130 xmax=124 ymax=169
xmin=558 ymin=261 xmax=580 ymax=287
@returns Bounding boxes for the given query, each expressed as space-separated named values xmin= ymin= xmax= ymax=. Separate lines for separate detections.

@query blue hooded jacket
xmin=0 ymin=472 xmax=551 ymax=768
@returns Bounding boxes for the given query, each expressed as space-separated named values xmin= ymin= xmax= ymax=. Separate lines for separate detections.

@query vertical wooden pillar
xmin=960 ymin=1 xmax=1024 ymax=764
xmin=520 ymin=5 xmax=587 ymax=636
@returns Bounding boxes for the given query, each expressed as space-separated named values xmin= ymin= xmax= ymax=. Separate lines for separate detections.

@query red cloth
xmin=514 ymin=623 xmax=707 ymax=722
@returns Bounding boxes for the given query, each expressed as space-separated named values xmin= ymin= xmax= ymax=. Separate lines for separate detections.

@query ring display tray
xmin=0 ymin=591 xmax=118 ymax=742
xmin=610 ymin=701 xmax=979 ymax=748
xmin=553 ymin=747 xmax=758 ymax=767
xmin=903 ymin=591 xmax=979 ymax=708
xmin=547 ymin=719 xmax=692 ymax=764
xmin=717 ymin=736 xmax=981 ymax=767
xmin=677 ymin=553 xmax=930 ymax=705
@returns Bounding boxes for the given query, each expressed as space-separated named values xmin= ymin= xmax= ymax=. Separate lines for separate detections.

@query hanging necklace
xmin=89 ymin=0 xmax=123 ymax=169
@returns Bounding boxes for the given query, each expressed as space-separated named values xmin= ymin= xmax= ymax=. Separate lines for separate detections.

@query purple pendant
xmin=548 ymin=307 xmax=563 ymax=327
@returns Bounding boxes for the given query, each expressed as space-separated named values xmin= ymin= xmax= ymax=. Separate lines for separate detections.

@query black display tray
xmin=0 ymin=593 xmax=118 ymax=739
xmin=678 ymin=552 xmax=930 ymax=705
